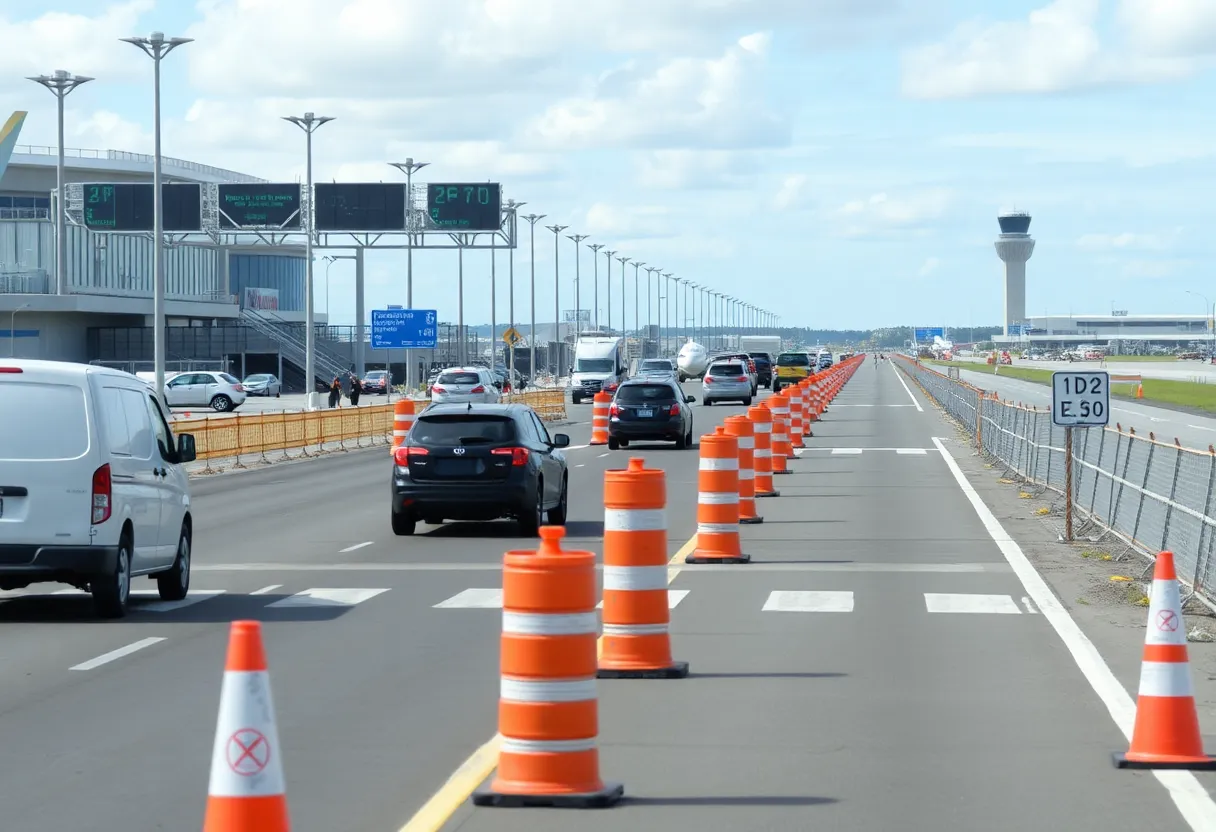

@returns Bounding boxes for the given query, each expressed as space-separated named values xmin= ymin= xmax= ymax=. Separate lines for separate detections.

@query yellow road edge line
xmin=396 ymin=532 xmax=696 ymax=832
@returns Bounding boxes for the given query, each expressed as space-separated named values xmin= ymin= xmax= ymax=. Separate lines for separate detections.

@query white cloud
xmin=634 ymin=150 xmax=760 ymax=190
xmin=900 ymin=0 xmax=1191 ymax=99
xmin=773 ymin=174 xmax=811 ymax=211
xmin=836 ymin=189 xmax=952 ymax=226
xmin=1117 ymin=0 xmax=1216 ymax=57
xmin=1119 ymin=258 xmax=1192 ymax=279
xmin=1075 ymin=230 xmax=1182 ymax=251
xmin=582 ymin=202 xmax=678 ymax=240
xmin=938 ymin=132 xmax=1216 ymax=168
xmin=0 ymin=2 xmax=155 ymax=91
xmin=917 ymin=256 xmax=942 ymax=277
xmin=523 ymin=33 xmax=789 ymax=151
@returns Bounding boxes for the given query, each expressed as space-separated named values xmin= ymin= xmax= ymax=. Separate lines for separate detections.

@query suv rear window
xmin=617 ymin=384 xmax=677 ymax=403
xmin=709 ymin=363 xmax=744 ymax=376
xmin=219 ymin=373 xmax=240 ymax=384
xmin=777 ymin=353 xmax=809 ymax=366
xmin=0 ymin=382 xmax=90 ymax=460
xmin=437 ymin=372 xmax=481 ymax=385
xmin=412 ymin=415 xmax=514 ymax=445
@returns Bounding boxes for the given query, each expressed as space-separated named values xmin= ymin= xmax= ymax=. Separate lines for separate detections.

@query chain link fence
xmin=896 ymin=357 xmax=1216 ymax=609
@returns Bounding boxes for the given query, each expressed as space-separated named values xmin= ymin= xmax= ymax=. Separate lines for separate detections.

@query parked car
xmin=702 ymin=360 xmax=753 ymax=406
xmin=637 ymin=358 xmax=677 ymax=378
xmin=390 ymin=403 xmax=570 ymax=536
xmin=0 ymin=359 xmax=198 ymax=618
xmin=607 ymin=378 xmax=696 ymax=450
xmin=241 ymin=373 xmax=281 ymax=397
xmin=362 ymin=370 xmax=390 ymax=395
xmin=164 ymin=371 xmax=247 ymax=412
xmin=429 ymin=366 xmax=502 ymax=405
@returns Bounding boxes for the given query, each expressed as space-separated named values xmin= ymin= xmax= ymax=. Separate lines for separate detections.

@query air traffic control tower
xmin=995 ymin=211 xmax=1035 ymax=336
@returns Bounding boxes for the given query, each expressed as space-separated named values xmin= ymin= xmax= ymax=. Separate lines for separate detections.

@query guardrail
xmin=896 ymin=356 xmax=1216 ymax=609
xmin=175 ymin=390 xmax=569 ymax=472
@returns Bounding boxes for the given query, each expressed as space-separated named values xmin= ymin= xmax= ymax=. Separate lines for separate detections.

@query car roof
xmin=420 ymin=402 xmax=523 ymax=417
xmin=0 ymin=359 xmax=142 ymax=384
xmin=620 ymin=377 xmax=677 ymax=387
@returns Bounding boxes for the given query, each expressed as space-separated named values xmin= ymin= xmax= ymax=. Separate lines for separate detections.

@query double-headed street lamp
xmin=616 ymin=256 xmax=630 ymax=336
xmin=568 ymin=233 xmax=588 ymax=336
xmin=587 ymin=243 xmax=604 ymax=329
xmin=388 ymin=159 xmax=430 ymax=389
xmin=26 ymin=70 xmax=92 ymax=297
xmin=521 ymin=214 xmax=546 ymax=381
xmin=545 ymin=224 xmax=568 ymax=376
xmin=121 ymin=31 xmax=191 ymax=401
xmin=603 ymin=250 xmax=617 ymax=331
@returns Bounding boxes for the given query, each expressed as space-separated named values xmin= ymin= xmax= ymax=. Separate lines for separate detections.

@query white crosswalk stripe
xmin=762 ymin=590 xmax=854 ymax=612
xmin=266 ymin=588 xmax=390 ymax=608
xmin=924 ymin=593 xmax=1022 ymax=614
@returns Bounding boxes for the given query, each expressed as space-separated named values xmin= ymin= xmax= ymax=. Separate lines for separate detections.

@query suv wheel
xmin=519 ymin=483 xmax=543 ymax=536
xmin=156 ymin=523 xmax=191 ymax=601
xmin=608 ymin=437 xmax=620 ymax=451
xmin=548 ymin=476 xmax=568 ymax=525
xmin=391 ymin=511 xmax=416 ymax=536
xmin=92 ymin=534 xmax=132 ymax=619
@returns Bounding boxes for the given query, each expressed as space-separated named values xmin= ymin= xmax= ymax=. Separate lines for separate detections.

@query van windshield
xmin=576 ymin=359 xmax=614 ymax=374
xmin=0 ymin=381 xmax=89 ymax=460
xmin=777 ymin=353 xmax=809 ymax=367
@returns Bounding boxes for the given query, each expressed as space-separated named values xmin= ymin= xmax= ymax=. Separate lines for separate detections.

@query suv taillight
xmin=668 ymin=403 xmax=680 ymax=415
xmin=470 ymin=384 xmax=486 ymax=393
xmin=736 ymin=375 xmax=748 ymax=382
xmin=393 ymin=446 xmax=428 ymax=466
xmin=432 ymin=385 xmax=445 ymax=394
xmin=609 ymin=404 xmax=620 ymax=417
xmin=91 ymin=464 xmax=112 ymax=525
xmin=492 ymin=447 xmax=530 ymax=466
xmin=704 ymin=375 xmax=713 ymax=384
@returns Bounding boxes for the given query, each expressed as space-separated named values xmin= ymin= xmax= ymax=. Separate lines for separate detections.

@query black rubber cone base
xmin=685 ymin=553 xmax=751 ymax=564
xmin=756 ymin=490 xmax=780 ymax=498
xmin=473 ymin=781 xmax=624 ymax=808
xmin=740 ymin=516 xmax=764 ymax=525
xmin=773 ymin=469 xmax=793 ymax=475
xmin=1113 ymin=752 xmax=1216 ymax=770
xmin=598 ymin=660 xmax=689 ymax=680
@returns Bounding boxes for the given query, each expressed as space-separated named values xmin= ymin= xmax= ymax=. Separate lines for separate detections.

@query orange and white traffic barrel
xmin=1115 ymin=551 xmax=1216 ymax=770
xmin=748 ymin=404 xmax=779 ymax=498
xmin=598 ymin=458 xmax=689 ymax=679
xmin=590 ymin=391 xmax=611 ymax=446
xmin=724 ymin=415 xmax=762 ymax=524
xmin=788 ymin=386 xmax=806 ymax=448
xmin=800 ymin=380 xmax=815 ymax=434
xmin=686 ymin=426 xmax=748 ymax=564
xmin=768 ymin=403 xmax=793 ymax=472
xmin=392 ymin=398 xmax=416 ymax=453
xmin=203 ymin=621 xmax=290 ymax=832
xmin=474 ymin=526 xmax=624 ymax=807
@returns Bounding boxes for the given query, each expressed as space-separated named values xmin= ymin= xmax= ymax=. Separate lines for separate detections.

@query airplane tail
xmin=0 ymin=111 xmax=28 ymax=182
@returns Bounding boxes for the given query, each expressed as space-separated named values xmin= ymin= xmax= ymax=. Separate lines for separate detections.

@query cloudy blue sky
xmin=1 ymin=0 xmax=1214 ymax=330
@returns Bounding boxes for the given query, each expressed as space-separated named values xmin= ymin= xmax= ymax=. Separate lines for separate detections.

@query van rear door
xmin=0 ymin=370 xmax=95 ymax=546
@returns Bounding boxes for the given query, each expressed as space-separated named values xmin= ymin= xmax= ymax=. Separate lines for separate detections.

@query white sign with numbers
xmin=1051 ymin=370 xmax=1110 ymax=427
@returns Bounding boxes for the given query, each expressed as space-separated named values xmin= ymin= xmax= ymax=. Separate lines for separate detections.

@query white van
xmin=0 ymin=359 xmax=198 ymax=618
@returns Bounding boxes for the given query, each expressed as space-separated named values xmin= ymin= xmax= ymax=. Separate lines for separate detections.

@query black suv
xmin=608 ymin=378 xmax=696 ymax=450
xmin=390 ymin=403 xmax=570 ymax=536
xmin=748 ymin=352 xmax=774 ymax=388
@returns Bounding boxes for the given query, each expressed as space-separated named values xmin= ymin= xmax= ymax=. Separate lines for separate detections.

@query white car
xmin=0 ymin=359 xmax=198 ymax=618
xmin=163 ymin=370 xmax=247 ymax=412
xmin=430 ymin=366 xmax=502 ymax=405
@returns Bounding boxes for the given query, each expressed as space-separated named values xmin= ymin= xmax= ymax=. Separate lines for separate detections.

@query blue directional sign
xmin=371 ymin=308 xmax=438 ymax=349
xmin=1007 ymin=324 xmax=1026 ymax=335
xmin=914 ymin=326 xmax=945 ymax=340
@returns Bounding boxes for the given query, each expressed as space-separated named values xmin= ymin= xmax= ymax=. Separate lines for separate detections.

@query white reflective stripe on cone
xmin=1146 ymin=580 xmax=1188 ymax=646
xmin=207 ymin=671 xmax=287 ymax=797
xmin=698 ymin=492 xmax=739 ymax=505
xmin=1138 ymin=660 xmax=1195 ymax=697
xmin=603 ymin=508 xmax=667 ymax=532
xmin=754 ymin=449 xmax=772 ymax=458
xmin=753 ymin=423 xmax=772 ymax=433
xmin=739 ymin=469 xmax=754 ymax=480
xmin=603 ymin=564 xmax=669 ymax=591
xmin=773 ymin=434 xmax=789 ymax=442
xmin=602 ymin=622 xmax=668 ymax=636
xmin=500 ymin=678 xmax=597 ymax=703
xmin=699 ymin=457 xmax=738 ymax=471
xmin=500 ymin=737 xmax=598 ymax=754
xmin=697 ymin=523 xmax=738 ymax=535
xmin=736 ymin=437 xmax=754 ymax=449
xmin=502 ymin=611 xmax=598 ymax=635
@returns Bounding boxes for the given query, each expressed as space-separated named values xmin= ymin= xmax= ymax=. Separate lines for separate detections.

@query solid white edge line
xmin=339 ymin=541 xmax=374 ymax=553
xmin=70 ymin=637 xmax=167 ymax=671
xmin=250 ymin=584 xmax=282 ymax=596
xmin=931 ymin=437 xmax=1216 ymax=831
xmin=892 ymin=361 xmax=924 ymax=412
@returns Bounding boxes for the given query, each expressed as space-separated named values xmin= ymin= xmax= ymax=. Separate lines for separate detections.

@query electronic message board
xmin=427 ymin=183 xmax=502 ymax=231
xmin=81 ymin=183 xmax=202 ymax=232
xmin=218 ymin=183 xmax=301 ymax=229
xmin=313 ymin=183 xmax=406 ymax=232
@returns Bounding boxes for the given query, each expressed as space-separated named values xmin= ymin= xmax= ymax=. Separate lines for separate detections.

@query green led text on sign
xmin=427 ymin=183 xmax=501 ymax=231
xmin=222 ymin=193 xmax=293 ymax=223
xmin=84 ymin=184 xmax=117 ymax=228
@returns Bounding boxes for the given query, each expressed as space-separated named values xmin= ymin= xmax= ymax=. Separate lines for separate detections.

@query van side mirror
xmin=176 ymin=433 xmax=197 ymax=463
xmin=552 ymin=433 xmax=571 ymax=447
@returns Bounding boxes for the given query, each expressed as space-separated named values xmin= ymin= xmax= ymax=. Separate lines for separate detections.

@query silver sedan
xmin=242 ymin=373 xmax=282 ymax=397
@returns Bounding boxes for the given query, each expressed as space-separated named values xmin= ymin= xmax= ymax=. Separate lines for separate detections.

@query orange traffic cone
xmin=1114 ymin=551 xmax=1216 ymax=770
xmin=1136 ymin=383 xmax=1144 ymax=399
xmin=203 ymin=621 xmax=290 ymax=832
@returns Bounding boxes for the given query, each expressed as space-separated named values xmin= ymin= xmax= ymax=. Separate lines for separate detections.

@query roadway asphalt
xmin=948 ymin=364 xmax=1216 ymax=450
xmin=0 ymin=364 xmax=1209 ymax=831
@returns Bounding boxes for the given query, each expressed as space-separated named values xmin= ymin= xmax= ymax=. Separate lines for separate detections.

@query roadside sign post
xmin=502 ymin=327 xmax=523 ymax=393
xmin=373 ymin=308 xmax=438 ymax=403
xmin=1051 ymin=370 xmax=1110 ymax=541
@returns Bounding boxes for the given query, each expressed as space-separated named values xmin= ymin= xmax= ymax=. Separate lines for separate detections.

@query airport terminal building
xmin=0 ymin=134 xmax=364 ymax=390
xmin=993 ymin=313 xmax=1213 ymax=351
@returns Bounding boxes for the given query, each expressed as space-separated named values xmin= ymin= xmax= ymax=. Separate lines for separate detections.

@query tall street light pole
xmin=282 ymin=112 xmax=334 ymax=406
xmin=388 ymin=159 xmax=429 ymax=390
xmin=506 ymin=200 xmax=524 ymax=388
xmin=664 ymin=273 xmax=674 ymax=354
xmin=617 ymin=256 xmax=630 ymax=338
xmin=587 ymin=243 xmax=603 ymax=330
xmin=121 ymin=32 xmax=191 ymax=402
xmin=632 ymin=262 xmax=645 ymax=345
xmin=603 ymin=250 xmax=616 ymax=332
xmin=27 ymin=70 xmax=92 ymax=298
xmin=568 ymin=233 xmax=588 ymax=336
xmin=546 ymin=224 xmax=568 ymax=376
xmin=522 ymin=214 xmax=545 ymax=383
xmin=9 ymin=302 xmax=30 ymax=357
xmin=645 ymin=266 xmax=658 ymax=334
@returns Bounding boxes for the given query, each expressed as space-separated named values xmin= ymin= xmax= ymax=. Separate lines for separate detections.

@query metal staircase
xmin=239 ymin=308 xmax=349 ymax=389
